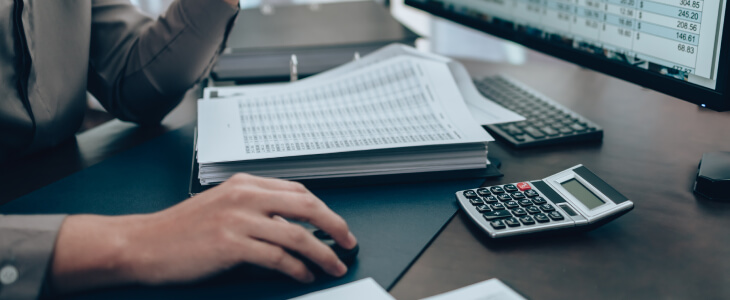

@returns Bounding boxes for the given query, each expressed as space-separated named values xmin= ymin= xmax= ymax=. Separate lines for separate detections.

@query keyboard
xmin=475 ymin=75 xmax=603 ymax=148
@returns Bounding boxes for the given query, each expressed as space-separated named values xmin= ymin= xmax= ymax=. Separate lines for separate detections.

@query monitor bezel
xmin=405 ymin=0 xmax=730 ymax=111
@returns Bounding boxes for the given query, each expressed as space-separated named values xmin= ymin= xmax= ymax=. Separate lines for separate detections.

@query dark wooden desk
xmin=2 ymin=53 xmax=730 ymax=299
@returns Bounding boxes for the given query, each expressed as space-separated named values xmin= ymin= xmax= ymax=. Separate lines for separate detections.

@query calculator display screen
xmin=561 ymin=179 xmax=604 ymax=210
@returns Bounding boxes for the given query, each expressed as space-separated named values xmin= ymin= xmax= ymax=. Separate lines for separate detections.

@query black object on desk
xmin=212 ymin=1 xmax=419 ymax=82
xmin=0 ymin=124 xmax=486 ymax=299
xmin=694 ymin=151 xmax=730 ymax=201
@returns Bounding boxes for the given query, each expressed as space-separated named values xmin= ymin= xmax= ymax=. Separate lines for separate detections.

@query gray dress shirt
xmin=0 ymin=0 xmax=237 ymax=298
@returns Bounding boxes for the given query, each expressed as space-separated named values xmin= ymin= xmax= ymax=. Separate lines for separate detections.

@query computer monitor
xmin=405 ymin=0 xmax=730 ymax=111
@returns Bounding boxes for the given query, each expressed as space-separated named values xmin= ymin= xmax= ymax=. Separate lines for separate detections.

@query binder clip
xmin=290 ymin=54 xmax=298 ymax=82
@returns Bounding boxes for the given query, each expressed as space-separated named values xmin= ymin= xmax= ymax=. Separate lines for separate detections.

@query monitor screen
xmin=406 ymin=0 xmax=730 ymax=110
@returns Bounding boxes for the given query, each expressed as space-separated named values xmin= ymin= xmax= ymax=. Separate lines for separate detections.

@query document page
xmin=197 ymin=56 xmax=492 ymax=163
xmin=290 ymin=278 xmax=395 ymax=300
xmin=420 ymin=278 xmax=526 ymax=300
xmin=203 ymin=44 xmax=524 ymax=125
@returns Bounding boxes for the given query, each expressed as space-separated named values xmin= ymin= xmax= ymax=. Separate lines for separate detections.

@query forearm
xmin=50 ymin=214 xmax=146 ymax=294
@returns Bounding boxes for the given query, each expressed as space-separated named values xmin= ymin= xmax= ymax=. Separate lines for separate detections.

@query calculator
xmin=456 ymin=165 xmax=633 ymax=238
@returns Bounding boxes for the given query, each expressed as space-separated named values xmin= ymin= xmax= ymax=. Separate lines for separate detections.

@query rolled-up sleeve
xmin=0 ymin=215 xmax=66 ymax=300
xmin=87 ymin=0 xmax=238 ymax=125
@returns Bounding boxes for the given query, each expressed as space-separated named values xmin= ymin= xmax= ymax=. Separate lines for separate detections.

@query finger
xmin=257 ymin=190 xmax=357 ymax=249
xmin=240 ymin=239 xmax=315 ymax=283
xmin=227 ymin=173 xmax=308 ymax=193
xmin=249 ymin=219 xmax=347 ymax=277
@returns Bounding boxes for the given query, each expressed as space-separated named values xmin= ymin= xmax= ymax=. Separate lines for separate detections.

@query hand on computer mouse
xmin=51 ymin=173 xmax=357 ymax=293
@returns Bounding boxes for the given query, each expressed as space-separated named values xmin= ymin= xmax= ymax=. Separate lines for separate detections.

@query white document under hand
xmin=290 ymin=278 xmax=395 ymax=300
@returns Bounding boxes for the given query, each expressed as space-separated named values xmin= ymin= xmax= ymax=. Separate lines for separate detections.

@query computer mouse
xmin=231 ymin=228 xmax=359 ymax=280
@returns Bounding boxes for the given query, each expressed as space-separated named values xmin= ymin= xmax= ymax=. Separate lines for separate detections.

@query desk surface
xmin=2 ymin=52 xmax=730 ymax=299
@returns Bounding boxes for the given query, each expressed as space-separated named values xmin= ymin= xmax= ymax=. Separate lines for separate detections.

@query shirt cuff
xmin=0 ymin=215 xmax=67 ymax=300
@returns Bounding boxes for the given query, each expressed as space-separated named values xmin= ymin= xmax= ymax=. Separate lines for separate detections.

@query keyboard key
xmin=490 ymin=186 xmax=506 ymax=194
xmin=548 ymin=211 xmax=564 ymax=221
xmin=504 ymin=184 xmax=518 ymax=192
xmin=570 ymin=123 xmax=587 ymax=132
xmin=504 ymin=200 xmax=519 ymax=209
xmin=519 ymin=216 xmax=536 ymax=225
xmin=526 ymin=206 xmax=542 ymax=214
xmin=463 ymin=190 xmax=478 ymax=198
xmin=540 ymin=126 xmax=560 ymax=136
xmin=524 ymin=126 xmax=546 ymax=139
xmin=540 ymin=204 xmax=556 ymax=212
xmin=558 ymin=127 xmax=574 ymax=134
xmin=490 ymin=220 xmax=506 ymax=229
xmin=518 ymin=199 xmax=533 ymax=207
xmin=516 ymin=182 xmax=531 ymax=191
xmin=503 ymin=124 xmax=524 ymax=136
xmin=524 ymin=190 xmax=539 ymax=198
xmin=491 ymin=203 xmax=506 ymax=210
xmin=511 ymin=208 xmax=528 ymax=216
xmin=505 ymin=218 xmax=521 ymax=227
xmin=483 ymin=210 xmax=512 ymax=220
xmin=534 ymin=213 xmax=550 ymax=223
xmin=511 ymin=192 xmax=526 ymax=199
xmin=476 ymin=205 xmax=491 ymax=213
xmin=498 ymin=194 xmax=512 ymax=202
xmin=532 ymin=196 xmax=547 ymax=205
xmin=476 ymin=188 xmax=491 ymax=196
xmin=469 ymin=198 xmax=484 ymax=205
xmin=484 ymin=195 xmax=499 ymax=203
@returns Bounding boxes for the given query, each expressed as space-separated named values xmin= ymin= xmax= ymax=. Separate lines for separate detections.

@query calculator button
xmin=511 ymin=208 xmax=527 ymax=216
xmin=548 ymin=211 xmax=564 ymax=221
xmin=503 ymin=184 xmax=518 ymax=192
xmin=505 ymin=218 xmax=521 ymax=227
xmin=534 ymin=213 xmax=550 ymax=223
xmin=490 ymin=186 xmax=506 ymax=194
xmin=476 ymin=188 xmax=491 ymax=196
xmin=524 ymin=190 xmax=539 ymax=198
xmin=498 ymin=194 xmax=512 ymax=202
xmin=519 ymin=216 xmax=536 ymax=225
xmin=504 ymin=201 xmax=519 ymax=209
xmin=476 ymin=205 xmax=491 ymax=213
xmin=469 ymin=198 xmax=485 ymax=205
xmin=490 ymin=220 xmax=506 ymax=229
xmin=463 ymin=190 xmax=478 ymax=198
xmin=516 ymin=182 xmax=531 ymax=191
xmin=484 ymin=196 xmax=499 ymax=203
xmin=490 ymin=203 xmax=506 ymax=210
xmin=483 ymin=210 xmax=512 ymax=220
xmin=518 ymin=199 xmax=533 ymax=207
xmin=540 ymin=204 xmax=556 ymax=212
xmin=511 ymin=192 xmax=526 ymax=199
xmin=526 ymin=206 xmax=542 ymax=214
xmin=532 ymin=197 xmax=547 ymax=205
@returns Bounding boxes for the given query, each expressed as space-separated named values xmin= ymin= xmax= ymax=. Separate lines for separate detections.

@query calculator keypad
xmin=459 ymin=181 xmax=573 ymax=236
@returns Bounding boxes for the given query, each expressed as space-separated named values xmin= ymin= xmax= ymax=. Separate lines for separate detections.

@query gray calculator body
xmin=456 ymin=165 xmax=633 ymax=238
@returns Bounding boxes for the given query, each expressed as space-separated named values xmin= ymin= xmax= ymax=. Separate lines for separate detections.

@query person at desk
xmin=0 ymin=0 xmax=357 ymax=299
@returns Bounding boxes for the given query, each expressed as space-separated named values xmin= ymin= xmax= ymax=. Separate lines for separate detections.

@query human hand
xmin=51 ymin=173 xmax=356 ymax=293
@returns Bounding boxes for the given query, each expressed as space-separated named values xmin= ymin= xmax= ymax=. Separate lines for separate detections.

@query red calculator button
xmin=516 ymin=182 xmax=531 ymax=191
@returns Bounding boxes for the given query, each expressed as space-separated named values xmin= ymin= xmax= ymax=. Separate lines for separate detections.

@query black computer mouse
xmin=230 ymin=228 xmax=359 ymax=280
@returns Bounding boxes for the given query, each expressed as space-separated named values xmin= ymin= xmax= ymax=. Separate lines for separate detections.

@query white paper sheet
xmin=203 ymin=44 xmax=524 ymax=125
xmin=197 ymin=55 xmax=493 ymax=163
xmin=290 ymin=278 xmax=395 ymax=300
xmin=420 ymin=279 xmax=526 ymax=300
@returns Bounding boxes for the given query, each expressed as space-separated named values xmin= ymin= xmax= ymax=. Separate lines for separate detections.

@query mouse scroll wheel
xmin=313 ymin=229 xmax=332 ymax=240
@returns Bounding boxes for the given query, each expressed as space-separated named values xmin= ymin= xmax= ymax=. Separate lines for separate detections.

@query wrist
xmin=51 ymin=214 xmax=147 ymax=294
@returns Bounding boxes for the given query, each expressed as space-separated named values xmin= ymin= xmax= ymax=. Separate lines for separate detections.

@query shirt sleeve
xmin=87 ymin=0 xmax=239 ymax=125
xmin=0 ymin=215 xmax=66 ymax=300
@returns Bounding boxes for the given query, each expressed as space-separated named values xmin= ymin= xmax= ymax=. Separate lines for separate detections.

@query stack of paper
xmin=196 ymin=45 xmax=518 ymax=186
